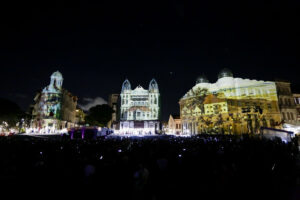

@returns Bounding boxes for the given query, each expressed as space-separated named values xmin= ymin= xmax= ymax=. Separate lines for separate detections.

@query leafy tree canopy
xmin=84 ymin=104 xmax=114 ymax=127
xmin=0 ymin=98 xmax=24 ymax=129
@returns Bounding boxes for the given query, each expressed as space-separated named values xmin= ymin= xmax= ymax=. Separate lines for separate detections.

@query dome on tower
xmin=218 ymin=68 xmax=233 ymax=79
xmin=196 ymin=75 xmax=209 ymax=84
xmin=44 ymin=71 xmax=64 ymax=92
xmin=51 ymin=71 xmax=63 ymax=79
xmin=121 ymin=79 xmax=131 ymax=92
xmin=149 ymin=79 xmax=159 ymax=91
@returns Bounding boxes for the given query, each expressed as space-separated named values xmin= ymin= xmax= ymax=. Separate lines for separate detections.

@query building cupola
xmin=218 ymin=68 xmax=233 ymax=79
xmin=121 ymin=79 xmax=131 ymax=92
xmin=196 ymin=75 xmax=209 ymax=84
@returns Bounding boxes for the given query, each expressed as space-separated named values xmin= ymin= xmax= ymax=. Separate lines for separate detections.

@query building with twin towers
xmin=119 ymin=79 xmax=160 ymax=135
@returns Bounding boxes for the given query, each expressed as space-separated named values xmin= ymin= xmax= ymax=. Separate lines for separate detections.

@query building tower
xmin=50 ymin=71 xmax=63 ymax=90
xmin=149 ymin=79 xmax=160 ymax=120
xmin=120 ymin=79 xmax=131 ymax=121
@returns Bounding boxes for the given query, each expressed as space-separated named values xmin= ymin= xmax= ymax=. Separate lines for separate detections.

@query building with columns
xmin=119 ymin=79 xmax=160 ymax=134
xmin=179 ymin=69 xmax=282 ymax=135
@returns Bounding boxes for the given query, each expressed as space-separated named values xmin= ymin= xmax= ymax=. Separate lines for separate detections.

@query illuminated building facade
xmin=32 ymin=71 xmax=78 ymax=132
xmin=179 ymin=69 xmax=282 ymax=135
xmin=275 ymin=81 xmax=299 ymax=125
xmin=119 ymin=79 xmax=160 ymax=134
xmin=168 ymin=115 xmax=182 ymax=135
xmin=293 ymin=94 xmax=300 ymax=123
xmin=107 ymin=94 xmax=119 ymax=129
xmin=75 ymin=107 xmax=86 ymax=125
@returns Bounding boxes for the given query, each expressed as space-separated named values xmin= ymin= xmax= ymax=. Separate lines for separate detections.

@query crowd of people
xmin=0 ymin=134 xmax=299 ymax=199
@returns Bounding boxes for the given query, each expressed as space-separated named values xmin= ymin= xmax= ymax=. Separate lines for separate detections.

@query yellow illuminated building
xmin=179 ymin=69 xmax=282 ymax=135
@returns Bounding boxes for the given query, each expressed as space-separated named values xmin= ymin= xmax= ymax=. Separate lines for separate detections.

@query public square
xmin=1 ymin=134 xmax=299 ymax=199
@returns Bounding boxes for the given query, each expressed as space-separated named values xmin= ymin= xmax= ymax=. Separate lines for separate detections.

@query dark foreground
xmin=0 ymin=134 xmax=299 ymax=200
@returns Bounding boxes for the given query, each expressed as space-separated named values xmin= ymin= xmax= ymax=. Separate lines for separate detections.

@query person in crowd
xmin=0 ymin=134 xmax=299 ymax=199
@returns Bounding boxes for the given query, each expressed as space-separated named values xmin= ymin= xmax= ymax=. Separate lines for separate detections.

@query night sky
xmin=1 ymin=1 xmax=299 ymax=120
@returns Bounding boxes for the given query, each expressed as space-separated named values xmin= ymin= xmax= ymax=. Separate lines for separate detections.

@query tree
xmin=0 ymin=98 xmax=24 ymax=130
xmin=85 ymin=104 xmax=114 ymax=127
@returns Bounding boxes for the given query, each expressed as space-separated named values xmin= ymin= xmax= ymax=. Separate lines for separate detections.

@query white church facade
xmin=119 ymin=79 xmax=160 ymax=135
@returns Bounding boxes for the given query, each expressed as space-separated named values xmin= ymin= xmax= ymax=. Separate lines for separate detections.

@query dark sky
xmin=0 ymin=1 xmax=299 ymax=120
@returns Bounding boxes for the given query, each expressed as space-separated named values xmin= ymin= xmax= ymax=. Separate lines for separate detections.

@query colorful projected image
xmin=36 ymin=71 xmax=64 ymax=120
xmin=180 ymin=70 xmax=283 ymax=135
xmin=39 ymin=93 xmax=62 ymax=119
xmin=120 ymin=79 xmax=160 ymax=121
